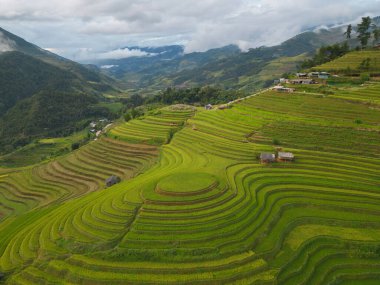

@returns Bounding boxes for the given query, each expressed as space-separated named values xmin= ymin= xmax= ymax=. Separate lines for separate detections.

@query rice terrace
xmin=1 ymin=5 xmax=380 ymax=285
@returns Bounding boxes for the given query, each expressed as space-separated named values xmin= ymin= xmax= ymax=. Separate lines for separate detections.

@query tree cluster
xmin=301 ymin=43 xmax=350 ymax=69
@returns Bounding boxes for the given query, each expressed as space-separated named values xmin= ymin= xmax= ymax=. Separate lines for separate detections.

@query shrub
xmin=71 ymin=142 xmax=80 ymax=151
xmin=272 ymin=138 xmax=281 ymax=145
xmin=355 ymin=119 xmax=363 ymax=124
xmin=124 ymin=113 xmax=132 ymax=122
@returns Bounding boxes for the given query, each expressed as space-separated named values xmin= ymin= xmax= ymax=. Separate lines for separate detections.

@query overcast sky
xmin=0 ymin=0 xmax=379 ymax=61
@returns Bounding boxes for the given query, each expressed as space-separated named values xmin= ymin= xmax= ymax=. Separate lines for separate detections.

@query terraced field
xmin=0 ymin=75 xmax=380 ymax=284
xmin=313 ymin=50 xmax=380 ymax=72
xmin=0 ymin=76 xmax=380 ymax=284
xmin=0 ymin=138 xmax=159 ymax=222
xmin=108 ymin=107 xmax=195 ymax=145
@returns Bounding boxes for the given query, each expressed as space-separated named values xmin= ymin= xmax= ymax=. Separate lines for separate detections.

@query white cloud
xmin=0 ymin=31 xmax=15 ymax=52
xmin=101 ymin=64 xmax=119 ymax=69
xmin=71 ymin=47 xmax=155 ymax=61
xmin=0 ymin=0 xmax=379 ymax=59
xmin=97 ymin=48 xmax=152 ymax=59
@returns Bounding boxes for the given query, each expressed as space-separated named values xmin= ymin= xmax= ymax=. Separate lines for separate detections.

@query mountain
xmin=92 ymin=25 xmax=349 ymax=92
xmin=0 ymin=28 xmax=118 ymax=154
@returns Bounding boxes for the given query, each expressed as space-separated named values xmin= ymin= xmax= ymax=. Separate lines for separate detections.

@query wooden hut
xmin=260 ymin=153 xmax=276 ymax=163
xmin=105 ymin=175 xmax=121 ymax=187
xmin=278 ymin=152 xmax=295 ymax=161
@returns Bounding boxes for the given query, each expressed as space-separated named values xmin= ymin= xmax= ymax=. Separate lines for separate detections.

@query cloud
xmin=71 ymin=47 xmax=155 ymax=61
xmin=0 ymin=31 xmax=15 ymax=52
xmin=0 ymin=0 xmax=379 ymax=59
xmin=96 ymin=48 xmax=153 ymax=59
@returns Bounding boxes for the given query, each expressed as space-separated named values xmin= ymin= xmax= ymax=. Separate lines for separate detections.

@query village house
xmin=274 ymin=78 xmax=289 ymax=85
xmin=105 ymin=175 xmax=121 ymax=188
xmin=296 ymin=73 xmax=308 ymax=78
xmin=89 ymin=121 xmax=97 ymax=128
xmin=318 ymin=72 xmax=330 ymax=79
xmin=260 ymin=153 xmax=276 ymax=163
xmin=290 ymin=79 xmax=316 ymax=85
xmin=205 ymin=104 xmax=213 ymax=110
xmin=278 ymin=152 xmax=295 ymax=161
xmin=272 ymin=86 xmax=294 ymax=93
xmin=308 ymin=72 xmax=320 ymax=78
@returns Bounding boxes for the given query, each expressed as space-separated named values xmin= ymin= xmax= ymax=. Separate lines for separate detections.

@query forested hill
xmin=0 ymin=28 xmax=118 ymax=154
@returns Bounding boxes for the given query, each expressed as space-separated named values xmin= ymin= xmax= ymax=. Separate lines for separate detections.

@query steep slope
xmin=0 ymin=28 xmax=118 ymax=154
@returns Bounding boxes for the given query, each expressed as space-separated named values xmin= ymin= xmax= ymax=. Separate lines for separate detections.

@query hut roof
xmin=260 ymin=153 xmax=275 ymax=160
xmin=106 ymin=175 xmax=120 ymax=184
xmin=278 ymin=152 xmax=294 ymax=159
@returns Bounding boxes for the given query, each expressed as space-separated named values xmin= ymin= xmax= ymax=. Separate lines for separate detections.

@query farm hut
xmin=260 ymin=153 xmax=276 ymax=163
xmin=375 ymin=43 xmax=380 ymax=49
xmin=205 ymin=104 xmax=213 ymax=110
xmin=105 ymin=175 xmax=121 ymax=187
xmin=278 ymin=152 xmax=295 ymax=161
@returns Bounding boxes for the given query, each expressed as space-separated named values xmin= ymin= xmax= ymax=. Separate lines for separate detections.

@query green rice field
xmin=0 ymin=54 xmax=380 ymax=284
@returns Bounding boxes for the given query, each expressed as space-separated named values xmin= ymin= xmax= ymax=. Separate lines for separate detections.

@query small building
xmin=278 ymin=152 xmax=295 ymax=161
xmin=290 ymin=79 xmax=316 ymax=85
xmin=260 ymin=153 xmax=276 ymax=163
xmin=105 ymin=175 xmax=121 ymax=187
xmin=318 ymin=72 xmax=330 ymax=79
xmin=272 ymin=86 xmax=294 ymax=93
xmin=205 ymin=104 xmax=213 ymax=110
xmin=308 ymin=72 xmax=320 ymax=78
xmin=296 ymin=73 xmax=308 ymax=78
xmin=375 ymin=43 xmax=380 ymax=49
xmin=89 ymin=122 xmax=97 ymax=128
xmin=89 ymin=129 xmax=96 ymax=133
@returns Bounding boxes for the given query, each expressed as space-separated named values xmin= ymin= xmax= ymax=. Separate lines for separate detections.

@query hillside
xmin=94 ymin=26 xmax=348 ymax=92
xmin=0 ymin=28 xmax=118 ymax=154
xmin=313 ymin=50 xmax=380 ymax=72
xmin=0 ymin=49 xmax=379 ymax=283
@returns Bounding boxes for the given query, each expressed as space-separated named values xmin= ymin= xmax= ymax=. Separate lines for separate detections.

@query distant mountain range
xmin=91 ymin=25 xmax=350 ymax=92
xmin=90 ymin=16 xmax=380 ymax=93
xmin=0 ymin=27 xmax=118 ymax=153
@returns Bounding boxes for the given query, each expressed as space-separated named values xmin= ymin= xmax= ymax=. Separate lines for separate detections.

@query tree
xmin=357 ymin=17 xmax=372 ymax=48
xmin=373 ymin=29 xmax=380 ymax=44
xmin=344 ymin=24 xmax=352 ymax=39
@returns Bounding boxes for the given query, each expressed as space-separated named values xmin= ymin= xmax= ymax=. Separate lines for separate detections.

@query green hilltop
xmin=0 ymin=47 xmax=379 ymax=284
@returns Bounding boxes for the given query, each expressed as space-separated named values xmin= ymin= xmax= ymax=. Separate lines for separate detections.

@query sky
xmin=0 ymin=0 xmax=379 ymax=61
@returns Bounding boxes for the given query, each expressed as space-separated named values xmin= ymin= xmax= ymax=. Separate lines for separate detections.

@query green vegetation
xmin=0 ymin=131 xmax=88 ymax=168
xmin=0 ymin=48 xmax=380 ymax=284
xmin=312 ymin=50 xmax=380 ymax=73
xmin=301 ymin=43 xmax=350 ymax=69
xmin=0 ymin=28 xmax=119 ymax=155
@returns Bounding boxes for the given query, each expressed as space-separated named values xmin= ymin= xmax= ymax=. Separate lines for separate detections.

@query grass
xmin=1 ymin=51 xmax=380 ymax=284
xmin=313 ymin=50 xmax=380 ymax=72
xmin=157 ymin=172 xmax=217 ymax=195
